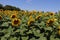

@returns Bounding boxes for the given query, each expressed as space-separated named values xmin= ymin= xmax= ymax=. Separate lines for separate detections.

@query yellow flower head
xmin=29 ymin=16 xmax=33 ymax=19
xmin=49 ymin=12 xmax=54 ymax=16
xmin=28 ymin=16 xmax=35 ymax=26
xmin=0 ymin=9 xmax=3 ymax=12
xmin=57 ymin=26 xmax=60 ymax=35
xmin=11 ymin=14 xmax=17 ymax=19
xmin=46 ymin=19 xmax=54 ymax=26
xmin=58 ymin=30 xmax=60 ymax=35
xmin=32 ymin=10 xmax=37 ymax=13
xmin=53 ymin=18 xmax=57 ymax=21
xmin=0 ymin=15 xmax=2 ymax=20
xmin=44 ymin=13 xmax=49 ymax=16
xmin=57 ymin=26 xmax=60 ymax=30
xmin=29 ymin=11 xmax=33 ymax=15
xmin=12 ymin=18 xmax=21 ymax=26
xmin=36 ymin=15 xmax=41 ymax=20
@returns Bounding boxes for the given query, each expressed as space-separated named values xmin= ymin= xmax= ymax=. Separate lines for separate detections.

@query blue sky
xmin=0 ymin=0 xmax=60 ymax=12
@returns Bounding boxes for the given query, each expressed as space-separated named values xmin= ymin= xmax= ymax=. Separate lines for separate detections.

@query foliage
xmin=0 ymin=4 xmax=21 ymax=11
xmin=0 ymin=8 xmax=60 ymax=40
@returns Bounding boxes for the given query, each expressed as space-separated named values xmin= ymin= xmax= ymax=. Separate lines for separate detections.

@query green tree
xmin=0 ymin=4 xmax=3 ymax=9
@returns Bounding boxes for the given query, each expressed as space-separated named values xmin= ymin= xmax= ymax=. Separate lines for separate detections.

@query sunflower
xmin=46 ymin=19 xmax=54 ymax=26
xmin=0 ymin=9 xmax=3 ymax=12
xmin=36 ymin=15 xmax=41 ymax=20
xmin=57 ymin=26 xmax=60 ymax=35
xmin=0 ymin=15 xmax=2 ymax=20
xmin=32 ymin=10 xmax=36 ymax=13
xmin=58 ymin=30 xmax=60 ymax=35
xmin=32 ymin=10 xmax=37 ymax=15
xmin=29 ymin=16 xmax=33 ymax=20
xmin=10 ymin=14 xmax=17 ymax=19
xmin=28 ymin=17 xmax=35 ymax=26
xmin=12 ymin=18 xmax=21 ymax=26
xmin=49 ymin=12 xmax=54 ymax=16
xmin=58 ymin=26 xmax=60 ymax=29
xmin=4 ymin=10 xmax=10 ymax=16
xmin=44 ymin=13 xmax=49 ymax=16
xmin=29 ymin=11 xmax=33 ymax=16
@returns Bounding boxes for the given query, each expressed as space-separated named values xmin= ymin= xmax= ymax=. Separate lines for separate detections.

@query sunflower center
xmin=48 ymin=20 xmax=54 ymax=25
xmin=14 ymin=20 xmax=19 ymax=24
xmin=12 ymin=15 xmax=16 ymax=18
xmin=30 ymin=21 xmax=34 ymax=24
xmin=0 ymin=16 xmax=2 ymax=20
xmin=50 ymin=13 xmax=53 ymax=15
xmin=38 ymin=16 xmax=40 ymax=19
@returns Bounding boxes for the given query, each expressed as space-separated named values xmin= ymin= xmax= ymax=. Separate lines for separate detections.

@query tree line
xmin=0 ymin=4 xmax=21 ymax=11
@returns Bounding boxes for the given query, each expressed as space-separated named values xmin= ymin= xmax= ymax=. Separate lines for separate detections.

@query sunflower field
xmin=0 ymin=9 xmax=60 ymax=40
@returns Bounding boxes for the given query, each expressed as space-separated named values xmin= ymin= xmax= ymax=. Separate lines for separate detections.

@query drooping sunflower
xmin=36 ymin=15 xmax=41 ymax=20
xmin=29 ymin=16 xmax=33 ymax=19
xmin=58 ymin=30 xmax=60 ymax=35
xmin=57 ymin=26 xmax=60 ymax=35
xmin=29 ymin=11 xmax=33 ymax=16
xmin=28 ymin=16 xmax=35 ymax=26
xmin=0 ymin=15 xmax=2 ymax=20
xmin=12 ymin=18 xmax=21 ymax=26
xmin=10 ymin=14 xmax=17 ymax=19
xmin=46 ymin=19 xmax=54 ymax=27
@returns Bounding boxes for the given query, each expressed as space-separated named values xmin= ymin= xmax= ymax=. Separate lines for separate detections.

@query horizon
xmin=0 ymin=0 xmax=60 ymax=12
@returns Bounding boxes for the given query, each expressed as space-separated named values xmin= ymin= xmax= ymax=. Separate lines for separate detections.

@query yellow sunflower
xmin=49 ymin=12 xmax=54 ymax=16
xmin=0 ymin=15 xmax=2 ymax=20
xmin=53 ymin=18 xmax=57 ymax=21
xmin=12 ymin=18 xmax=21 ymax=26
xmin=0 ymin=9 xmax=3 ymax=12
xmin=57 ymin=26 xmax=60 ymax=35
xmin=44 ymin=13 xmax=49 ymax=16
xmin=28 ymin=17 xmax=35 ymax=26
xmin=29 ymin=11 xmax=33 ymax=16
xmin=36 ymin=15 xmax=41 ymax=20
xmin=10 ymin=14 xmax=17 ymax=19
xmin=46 ymin=19 xmax=54 ymax=26
xmin=58 ymin=30 xmax=60 ymax=35
xmin=29 ymin=16 xmax=33 ymax=20
xmin=32 ymin=10 xmax=37 ymax=15
xmin=58 ymin=26 xmax=60 ymax=29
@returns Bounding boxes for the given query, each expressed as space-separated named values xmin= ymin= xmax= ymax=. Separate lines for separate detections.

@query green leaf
xmin=30 ymin=37 xmax=36 ymax=40
xmin=32 ymin=29 xmax=40 ymax=37
xmin=50 ymin=35 xmax=60 ymax=40
xmin=3 ymin=33 xmax=10 ymax=38
xmin=44 ymin=27 xmax=52 ymax=31
xmin=10 ymin=37 xmax=17 ymax=40
xmin=1 ymin=37 xmax=7 ymax=40
xmin=27 ymin=30 xmax=32 ymax=34
xmin=2 ymin=22 xmax=8 ymax=26
xmin=38 ymin=37 xmax=46 ymax=40
xmin=39 ymin=21 xmax=45 ymax=27
xmin=22 ymin=36 xmax=28 ymax=40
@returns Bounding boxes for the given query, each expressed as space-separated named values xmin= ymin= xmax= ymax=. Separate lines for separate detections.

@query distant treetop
xmin=0 ymin=4 xmax=21 ymax=11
